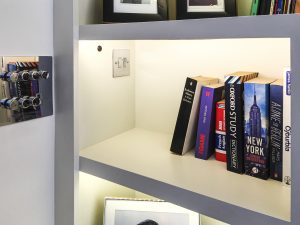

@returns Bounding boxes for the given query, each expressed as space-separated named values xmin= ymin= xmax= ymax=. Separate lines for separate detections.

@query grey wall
xmin=0 ymin=1 xmax=54 ymax=225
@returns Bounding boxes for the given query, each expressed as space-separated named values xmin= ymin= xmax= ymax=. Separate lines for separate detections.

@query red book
xmin=215 ymin=100 xmax=226 ymax=162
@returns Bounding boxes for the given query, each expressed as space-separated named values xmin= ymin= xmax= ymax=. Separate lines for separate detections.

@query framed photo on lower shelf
xmin=104 ymin=198 xmax=199 ymax=225
xmin=177 ymin=0 xmax=236 ymax=19
xmin=103 ymin=0 xmax=168 ymax=23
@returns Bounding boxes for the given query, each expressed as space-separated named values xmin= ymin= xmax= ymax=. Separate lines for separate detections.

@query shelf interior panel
xmin=80 ymin=128 xmax=291 ymax=222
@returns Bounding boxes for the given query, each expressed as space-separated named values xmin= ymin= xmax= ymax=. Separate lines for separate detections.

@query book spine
xmin=283 ymin=69 xmax=291 ymax=186
xmin=258 ymin=0 xmax=266 ymax=14
xmin=251 ymin=0 xmax=261 ymax=15
xmin=0 ymin=80 xmax=9 ymax=123
xmin=171 ymin=77 xmax=197 ymax=155
xmin=285 ymin=0 xmax=290 ymax=13
xmin=225 ymin=79 xmax=245 ymax=173
xmin=270 ymin=84 xmax=283 ymax=181
xmin=276 ymin=0 xmax=284 ymax=13
xmin=288 ymin=0 xmax=294 ymax=14
xmin=283 ymin=0 xmax=287 ymax=13
xmin=196 ymin=87 xmax=214 ymax=159
xmin=215 ymin=101 xmax=226 ymax=162
xmin=270 ymin=0 xmax=276 ymax=14
xmin=274 ymin=0 xmax=279 ymax=13
xmin=244 ymin=83 xmax=270 ymax=180
xmin=292 ymin=0 xmax=297 ymax=13
xmin=259 ymin=0 xmax=272 ymax=14
xmin=295 ymin=0 xmax=300 ymax=13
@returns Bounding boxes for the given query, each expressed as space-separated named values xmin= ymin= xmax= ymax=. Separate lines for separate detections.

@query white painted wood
xmin=78 ymin=38 xmax=291 ymax=224
xmin=0 ymin=0 xmax=53 ymax=55
xmin=0 ymin=0 xmax=54 ymax=225
xmin=0 ymin=117 xmax=54 ymax=225
xmin=201 ymin=215 xmax=230 ymax=225
xmin=78 ymin=38 xmax=290 ymax=141
xmin=79 ymin=0 xmax=102 ymax=25
xmin=79 ymin=172 xmax=136 ymax=225
xmin=79 ymin=41 xmax=135 ymax=149
xmin=80 ymin=128 xmax=291 ymax=222
xmin=134 ymin=38 xmax=290 ymax=133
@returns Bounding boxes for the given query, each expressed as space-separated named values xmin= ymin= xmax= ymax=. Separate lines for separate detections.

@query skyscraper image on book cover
xmin=244 ymin=79 xmax=274 ymax=179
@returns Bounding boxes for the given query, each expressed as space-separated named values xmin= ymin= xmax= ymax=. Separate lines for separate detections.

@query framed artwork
xmin=0 ymin=56 xmax=53 ymax=127
xmin=104 ymin=198 xmax=199 ymax=225
xmin=177 ymin=0 xmax=236 ymax=19
xmin=103 ymin=0 xmax=168 ymax=23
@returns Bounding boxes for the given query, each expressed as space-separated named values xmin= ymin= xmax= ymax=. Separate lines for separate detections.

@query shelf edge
xmin=80 ymin=156 xmax=290 ymax=225
xmin=79 ymin=15 xmax=300 ymax=40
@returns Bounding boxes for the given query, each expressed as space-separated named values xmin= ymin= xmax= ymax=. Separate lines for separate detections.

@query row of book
xmin=170 ymin=70 xmax=291 ymax=185
xmin=251 ymin=0 xmax=300 ymax=15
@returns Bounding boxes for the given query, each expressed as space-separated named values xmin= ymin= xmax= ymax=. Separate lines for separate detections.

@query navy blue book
xmin=276 ymin=0 xmax=284 ymax=13
xmin=195 ymin=83 xmax=224 ymax=159
xmin=270 ymin=79 xmax=283 ymax=181
xmin=244 ymin=78 xmax=276 ymax=180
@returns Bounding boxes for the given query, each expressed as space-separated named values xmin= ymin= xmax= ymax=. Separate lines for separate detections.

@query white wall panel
xmin=79 ymin=41 xmax=135 ymax=149
xmin=0 ymin=0 xmax=54 ymax=225
xmin=135 ymin=39 xmax=290 ymax=133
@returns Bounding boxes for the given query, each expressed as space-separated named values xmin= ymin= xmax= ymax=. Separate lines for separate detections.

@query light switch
xmin=113 ymin=49 xmax=130 ymax=78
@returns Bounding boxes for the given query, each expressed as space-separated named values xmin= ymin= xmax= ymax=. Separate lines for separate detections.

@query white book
xmin=270 ymin=0 xmax=275 ymax=14
xmin=283 ymin=68 xmax=291 ymax=186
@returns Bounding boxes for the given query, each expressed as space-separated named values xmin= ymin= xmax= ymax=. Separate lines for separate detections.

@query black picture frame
xmin=103 ymin=0 xmax=168 ymax=23
xmin=177 ymin=0 xmax=236 ymax=20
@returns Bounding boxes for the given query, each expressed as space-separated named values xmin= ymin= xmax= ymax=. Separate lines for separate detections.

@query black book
xmin=270 ymin=79 xmax=283 ymax=181
xmin=289 ymin=0 xmax=296 ymax=13
xmin=259 ymin=0 xmax=272 ymax=14
xmin=170 ymin=76 xmax=219 ymax=155
xmin=225 ymin=72 xmax=258 ymax=174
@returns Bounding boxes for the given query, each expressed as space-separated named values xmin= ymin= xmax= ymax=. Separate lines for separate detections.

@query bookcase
xmin=53 ymin=1 xmax=300 ymax=225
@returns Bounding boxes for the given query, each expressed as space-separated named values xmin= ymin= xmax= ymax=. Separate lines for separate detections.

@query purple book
xmin=195 ymin=83 xmax=224 ymax=159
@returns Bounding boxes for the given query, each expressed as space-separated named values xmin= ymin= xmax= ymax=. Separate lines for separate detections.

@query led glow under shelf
xmin=80 ymin=128 xmax=290 ymax=222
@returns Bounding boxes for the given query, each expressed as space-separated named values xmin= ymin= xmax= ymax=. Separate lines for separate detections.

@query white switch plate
xmin=113 ymin=49 xmax=130 ymax=78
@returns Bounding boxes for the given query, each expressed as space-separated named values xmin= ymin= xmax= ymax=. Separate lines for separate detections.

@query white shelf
xmin=80 ymin=128 xmax=290 ymax=223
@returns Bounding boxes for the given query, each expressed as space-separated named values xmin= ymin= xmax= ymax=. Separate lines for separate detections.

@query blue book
xmin=244 ymin=78 xmax=276 ymax=180
xmin=195 ymin=83 xmax=224 ymax=159
xmin=170 ymin=76 xmax=219 ymax=155
xmin=270 ymin=79 xmax=283 ymax=181
xmin=276 ymin=0 xmax=284 ymax=13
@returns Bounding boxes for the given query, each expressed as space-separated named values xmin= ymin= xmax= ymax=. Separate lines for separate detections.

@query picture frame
xmin=177 ymin=0 xmax=236 ymax=20
xmin=104 ymin=198 xmax=199 ymax=225
xmin=103 ymin=0 xmax=168 ymax=23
